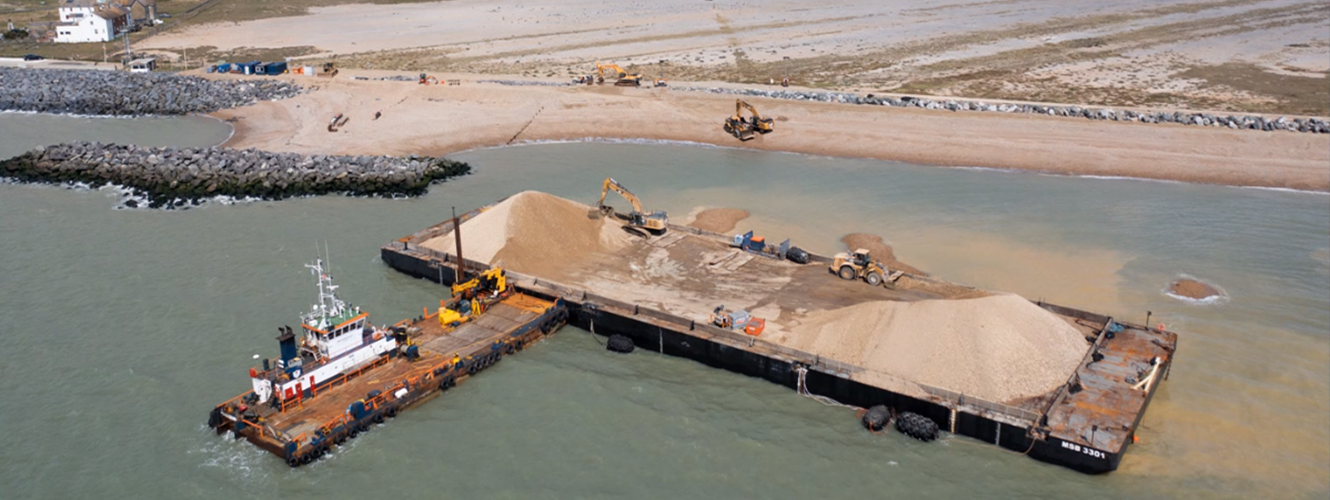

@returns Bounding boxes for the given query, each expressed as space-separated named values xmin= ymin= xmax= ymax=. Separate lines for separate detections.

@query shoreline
xmin=214 ymin=73 xmax=1330 ymax=192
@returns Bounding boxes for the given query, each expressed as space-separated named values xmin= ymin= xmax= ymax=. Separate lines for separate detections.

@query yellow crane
xmin=595 ymin=62 xmax=643 ymax=87
xmin=598 ymin=177 xmax=668 ymax=236
xmin=439 ymin=266 xmax=508 ymax=327
xmin=724 ymin=99 xmax=774 ymax=140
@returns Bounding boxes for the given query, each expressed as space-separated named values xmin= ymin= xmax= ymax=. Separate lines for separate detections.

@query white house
xmin=54 ymin=1 xmax=130 ymax=43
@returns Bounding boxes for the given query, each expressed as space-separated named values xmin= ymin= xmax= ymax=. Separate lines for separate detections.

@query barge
xmin=207 ymin=259 xmax=568 ymax=467
xmin=378 ymin=195 xmax=1178 ymax=474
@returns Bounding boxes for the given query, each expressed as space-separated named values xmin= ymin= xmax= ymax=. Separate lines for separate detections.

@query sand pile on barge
xmin=423 ymin=191 xmax=634 ymax=274
xmin=776 ymin=294 xmax=1088 ymax=403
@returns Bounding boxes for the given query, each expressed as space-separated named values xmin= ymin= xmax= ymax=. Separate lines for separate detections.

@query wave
xmin=951 ymin=165 xmax=1328 ymax=194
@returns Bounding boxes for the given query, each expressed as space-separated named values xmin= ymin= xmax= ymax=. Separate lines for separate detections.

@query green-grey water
xmin=1 ymin=117 xmax=1327 ymax=499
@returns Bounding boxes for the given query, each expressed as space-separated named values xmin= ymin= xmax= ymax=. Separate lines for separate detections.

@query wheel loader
xmin=830 ymin=249 xmax=903 ymax=288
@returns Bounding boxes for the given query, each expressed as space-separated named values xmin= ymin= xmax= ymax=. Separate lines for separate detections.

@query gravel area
xmin=0 ymin=67 xmax=301 ymax=116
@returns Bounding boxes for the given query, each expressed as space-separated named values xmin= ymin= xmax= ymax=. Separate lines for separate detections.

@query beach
xmin=212 ymin=74 xmax=1330 ymax=191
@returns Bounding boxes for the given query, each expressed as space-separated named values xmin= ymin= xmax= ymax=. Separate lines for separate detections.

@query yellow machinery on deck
xmin=441 ymin=266 xmax=508 ymax=326
xmin=724 ymin=100 xmax=774 ymax=140
xmin=595 ymin=62 xmax=643 ymax=87
xmin=597 ymin=177 xmax=668 ymax=237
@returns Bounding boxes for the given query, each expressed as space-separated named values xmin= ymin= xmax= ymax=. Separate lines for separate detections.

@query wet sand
xmin=687 ymin=208 xmax=750 ymax=234
xmin=213 ymin=74 xmax=1330 ymax=192
xmin=1169 ymin=278 xmax=1223 ymax=300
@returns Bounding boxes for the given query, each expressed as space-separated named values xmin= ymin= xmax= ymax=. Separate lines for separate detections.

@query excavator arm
xmin=596 ymin=62 xmax=627 ymax=79
xmin=737 ymin=100 xmax=763 ymax=121
xmin=595 ymin=62 xmax=643 ymax=86
xmin=599 ymin=177 xmax=645 ymax=214
xmin=736 ymin=100 xmax=775 ymax=134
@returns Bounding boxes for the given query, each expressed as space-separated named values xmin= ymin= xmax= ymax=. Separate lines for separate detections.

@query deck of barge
xmin=379 ymin=202 xmax=1177 ymax=473
xmin=230 ymin=293 xmax=562 ymax=459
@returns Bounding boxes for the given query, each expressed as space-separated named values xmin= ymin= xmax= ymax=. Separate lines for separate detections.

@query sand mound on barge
xmin=776 ymin=293 xmax=1088 ymax=403
xmin=423 ymin=191 xmax=634 ymax=274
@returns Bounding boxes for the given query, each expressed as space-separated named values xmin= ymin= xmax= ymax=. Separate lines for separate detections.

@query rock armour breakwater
xmin=678 ymin=86 xmax=1330 ymax=134
xmin=0 ymin=142 xmax=470 ymax=208
xmin=0 ymin=67 xmax=301 ymax=116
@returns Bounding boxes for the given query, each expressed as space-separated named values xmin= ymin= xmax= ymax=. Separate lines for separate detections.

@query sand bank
xmin=687 ymin=208 xmax=750 ymax=234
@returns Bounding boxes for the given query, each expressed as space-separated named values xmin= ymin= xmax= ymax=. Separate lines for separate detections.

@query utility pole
xmin=452 ymin=206 xmax=466 ymax=283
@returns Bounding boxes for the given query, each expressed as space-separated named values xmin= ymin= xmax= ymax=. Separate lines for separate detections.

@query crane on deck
xmin=595 ymin=62 xmax=643 ymax=87
xmin=723 ymin=99 xmax=774 ymax=140
xmin=597 ymin=177 xmax=668 ymax=237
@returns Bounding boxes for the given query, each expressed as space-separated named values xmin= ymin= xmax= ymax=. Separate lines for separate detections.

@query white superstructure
xmin=249 ymin=258 xmax=398 ymax=404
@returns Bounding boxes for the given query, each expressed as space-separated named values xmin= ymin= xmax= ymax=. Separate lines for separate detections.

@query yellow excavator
xmin=723 ymin=99 xmax=774 ymax=140
xmin=595 ymin=62 xmax=643 ymax=87
xmin=598 ymin=177 xmax=668 ymax=237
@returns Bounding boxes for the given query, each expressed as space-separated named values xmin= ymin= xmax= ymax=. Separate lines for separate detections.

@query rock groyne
xmin=0 ymin=142 xmax=470 ymax=208
xmin=677 ymin=86 xmax=1330 ymax=134
xmin=0 ymin=67 xmax=301 ymax=116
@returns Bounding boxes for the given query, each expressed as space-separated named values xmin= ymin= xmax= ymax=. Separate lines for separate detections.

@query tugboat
xmin=208 ymin=259 xmax=567 ymax=467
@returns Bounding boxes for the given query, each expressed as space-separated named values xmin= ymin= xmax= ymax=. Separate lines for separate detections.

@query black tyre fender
xmin=373 ymin=413 xmax=385 ymax=424
xmin=606 ymin=334 xmax=635 ymax=353
xmin=505 ymin=344 xmax=515 ymax=355
xmin=917 ymin=416 xmax=939 ymax=441
xmin=300 ymin=454 xmax=313 ymax=465
xmin=349 ymin=427 xmax=360 ymax=438
xmin=288 ymin=457 xmax=301 ymax=468
xmin=386 ymin=406 xmax=398 ymax=418
xmin=862 ymin=405 xmax=890 ymax=432
xmin=335 ymin=434 xmax=346 ymax=445
xmin=838 ymin=266 xmax=856 ymax=280
xmin=468 ymin=364 xmax=477 ymax=375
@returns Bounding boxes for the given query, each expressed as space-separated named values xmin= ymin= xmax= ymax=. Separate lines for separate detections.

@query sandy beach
xmin=212 ymin=73 xmax=1330 ymax=191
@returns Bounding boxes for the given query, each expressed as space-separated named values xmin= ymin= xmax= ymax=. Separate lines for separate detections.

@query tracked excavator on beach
xmin=595 ymin=62 xmax=643 ymax=87
xmin=597 ymin=177 xmax=668 ymax=237
xmin=724 ymin=100 xmax=774 ymax=140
